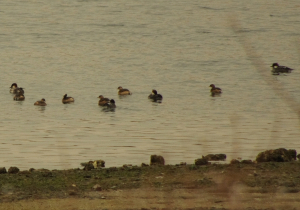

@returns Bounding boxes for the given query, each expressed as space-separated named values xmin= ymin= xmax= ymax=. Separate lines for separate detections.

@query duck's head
xmin=63 ymin=94 xmax=67 ymax=98
xmin=98 ymin=95 xmax=104 ymax=99
xmin=10 ymin=83 xmax=18 ymax=88
xmin=271 ymin=63 xmax=279 ymax=67
xmin=41 ymin=98 xmax=46 ymax=102
xmin=117 ymin=86 xmax=123 ymax=90
xmin=209 ymin=84 xmax=215 ymax=88
xmin=110 ymin=99 xmax=115 ymax=104
xmin=152 ymin=89 xmax=158 ymax=95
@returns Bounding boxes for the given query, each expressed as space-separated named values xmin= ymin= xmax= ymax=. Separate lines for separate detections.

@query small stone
xmin=180 ymin=162 xmax=187 ymax=165
xmin=150 ymin=155 xmax=165 ymax=165
xmin=8 ymin=167 xmax=19 ymax=174
xmin=68 ymin=190 xmax=77 ymax=196
xmin=93 ymin=184 xmax=102 ymax=191
xmin=203 ymin=154 xmax=227 ymax=161
xmin=29 ymin=168 xmax=35 ymax=172
xmin=195 ymin=158 xmax=208 ymax=165
xmin=0 ymin=167 xmax=7 ymax=174
xmin=68 ymin=184 xmax=78 ymax=195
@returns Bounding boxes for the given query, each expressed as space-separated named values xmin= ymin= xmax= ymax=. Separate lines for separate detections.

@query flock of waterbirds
xmin=9 ymin=84 xmax=164 ymax=109
xmin=9 ymin=63 xmax=294 ymax=107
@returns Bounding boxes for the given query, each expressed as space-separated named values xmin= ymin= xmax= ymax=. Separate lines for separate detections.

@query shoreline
xmin=0 ymin=160 xmax=300 ymax=209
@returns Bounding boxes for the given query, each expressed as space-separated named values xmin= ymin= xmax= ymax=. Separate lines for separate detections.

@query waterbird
xmin=148 ymin=89 xmax=163 ymax=101
xmin=209 ymin=84 xmax=222 ymax=94
xmin=98 ymin=95 xmax=110 ymax=106
xmin=34 ymin=98 xmax=47 ymax=106
xmin=117 ymin=86 xmax=131 ymax=95
xmin=270 ymin=63 xmax=293 ymax=74
xmin=62 ymin=94 xmax=74 ymax=104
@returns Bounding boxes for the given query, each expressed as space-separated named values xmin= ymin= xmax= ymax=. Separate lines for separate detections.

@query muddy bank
xmin=0 ymin=161 xmax=300 ymax=209
xmin=1 ymin=148 xmax=300 ymax=209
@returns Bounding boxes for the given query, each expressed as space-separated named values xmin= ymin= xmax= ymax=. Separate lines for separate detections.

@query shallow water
xmin=1 ymin=0 xmax=300 ymax=170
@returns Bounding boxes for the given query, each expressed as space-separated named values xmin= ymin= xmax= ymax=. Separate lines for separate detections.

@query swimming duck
xmin=62 ymin=94 xmax=74 ymax=104
xmin=15 ymin=87 xmax=25 ymax=95
xmin=13 ymin=93 xmax=25 ymax=101
xmin=117 ymin=86 xmax=131 ymax=95
xmin=104 ymin=99 xmax=116 ymax=109
xmin=209 ymin=84 xmax=222 ymax=94
xmin=34 ymin=98 xmax=47 ymax=106
xmin=98 ymin=95 xmax=110 ymax=106
xmin=270 ymin=63 xmax=293 ymax=74
xmin=9 ymin=83 xmax=18 ymax=94
xmin=148 ymin=89 xmax=163 ymax=101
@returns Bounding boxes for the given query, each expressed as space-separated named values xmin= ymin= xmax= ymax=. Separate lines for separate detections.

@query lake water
xmin=1 ymin=0 xmax=300 ymax=170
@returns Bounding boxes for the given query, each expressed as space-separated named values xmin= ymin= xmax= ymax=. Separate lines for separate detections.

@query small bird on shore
xmin=34 ymin=98 xmax=47 ymax=106
xmin=148 ymin=89 xmax=163 ymax=101
xmin=117 ymin=86 xmax=131 ymax=95
xmin=209 ymin=84 xmax=222 ymax=95
xmin=62 ymin=94 xmax=74 ymax=104
xmin=270 ymin=63 xmax=293 ymax=74
xmin=98 ymin=95 xmax=110 ymax=106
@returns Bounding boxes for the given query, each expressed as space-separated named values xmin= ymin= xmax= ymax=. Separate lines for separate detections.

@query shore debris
xmin=203 ymin=154 xmax=227 ymax=161
xmin=93 ymin=184 xmax=102 ymax=191
xmin=195 ymin=158 xmax=208 ymax=166
xmin=150 ymin=155 xmax=165 ymax=165
xmin=81 ymin=159 xmax=105 ymax=170
xmin=8 ymin=167 xmax=20 ymax=174
xmin=0 ymin=167 xmax=7 ymax=174
xmin=256 ymin=148 xmax=297 ymax=162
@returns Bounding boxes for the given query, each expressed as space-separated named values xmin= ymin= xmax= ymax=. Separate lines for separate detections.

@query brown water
xmin=1 ymin=0 xmax=300 ymax=170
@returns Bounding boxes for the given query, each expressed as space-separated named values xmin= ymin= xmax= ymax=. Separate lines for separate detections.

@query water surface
xmin=1 ymin=0 xmax=300 ymax=170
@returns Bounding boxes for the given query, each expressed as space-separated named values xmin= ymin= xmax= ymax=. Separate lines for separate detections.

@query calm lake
xmin=1 ymin=0 xmax=300 ymax=170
